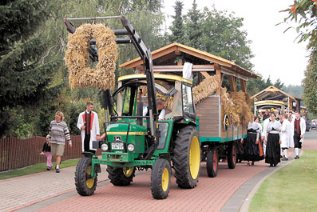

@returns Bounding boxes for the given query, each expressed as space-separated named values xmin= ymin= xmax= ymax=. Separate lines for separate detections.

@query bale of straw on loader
xmin=65 ymin=24 xmax=118 ymax=90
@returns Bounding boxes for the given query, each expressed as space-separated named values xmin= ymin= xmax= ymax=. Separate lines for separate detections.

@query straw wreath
xmin=65 ymin=23 xmax=118 ymax=90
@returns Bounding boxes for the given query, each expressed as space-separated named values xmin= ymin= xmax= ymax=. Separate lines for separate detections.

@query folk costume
xmin=243 ymin=121 xmax=264 ymax=165
xmin=261 ymin=117 xmax=270 ymax=156
xmin=280 ymin=118 xmax=292 ymax=160
xmin=292 ymin=117 xmax=306 ymax=159
xmin=77 ymin=110 xmax=100 ymax=153
xmin=265 ymin=120 xmax=281 ymax=167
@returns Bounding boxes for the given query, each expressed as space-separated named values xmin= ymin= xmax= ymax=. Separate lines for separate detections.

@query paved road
xmin=1 ymin=130 xmax=316 ymax=212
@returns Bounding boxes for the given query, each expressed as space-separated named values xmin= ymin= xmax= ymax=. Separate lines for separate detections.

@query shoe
xmin=251 ymin=161 xmax=254 ymax=166
xmin=47 ymin=166 xmax=52 ymax=171
xmin=281 ymin=157 xmax=288 ymax=161
xmin=295 ymin=155 xmax=299 ymax=159
xmin=56 ymin=168 xmax=60 ymax=173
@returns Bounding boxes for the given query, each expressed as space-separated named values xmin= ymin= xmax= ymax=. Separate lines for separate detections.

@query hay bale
xmin=193 ymin=75 xmax=220 ymax=104
xmin=65 ymin=23 xmax=118 ymax=90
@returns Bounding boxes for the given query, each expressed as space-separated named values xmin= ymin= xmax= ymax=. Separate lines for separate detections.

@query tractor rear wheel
xmin=227 ymin=142 xmax=237 ymax=169
xmin=151 ymin=158 xmax=171 ymax=199
xmin=107 ymin=166 xmax=135 ymax=186
xmin=75 ymin=157 xmax=97 ymax=196
xmin=173 ymin=126 xmax=201 ymax=189
xmin=206 ymin=148 xmax=218 ymax=178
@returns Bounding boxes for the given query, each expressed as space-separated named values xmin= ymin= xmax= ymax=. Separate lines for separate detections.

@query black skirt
xmin=243 ymin=132 xmax=264 ymax=162
xmin=265 ymin=133 xmax=281 ymax=165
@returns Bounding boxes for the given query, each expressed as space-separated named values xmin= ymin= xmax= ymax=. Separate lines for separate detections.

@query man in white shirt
xmin=77 ymin=102 xmax=100 ymax=153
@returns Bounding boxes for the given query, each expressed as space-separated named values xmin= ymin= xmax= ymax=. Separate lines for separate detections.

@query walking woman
xmin=244 ymin=116 xmax=264 ymax=166
xmin=265 ymin=113 xmax=281 ymax=167
xmin=47 ymin=111 xmax=72 ymax=173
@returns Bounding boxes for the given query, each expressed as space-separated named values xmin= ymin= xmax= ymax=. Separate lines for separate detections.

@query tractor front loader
xmin=64 ymin=16 xmax=201 ymax=199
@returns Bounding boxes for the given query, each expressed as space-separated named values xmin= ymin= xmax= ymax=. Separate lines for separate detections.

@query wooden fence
xmin=0 ymin=136 xmax=83 ymax=172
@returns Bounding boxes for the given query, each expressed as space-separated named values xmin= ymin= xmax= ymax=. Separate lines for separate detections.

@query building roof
xmin=251 ymin=85 xmax=300 ymax=101
xmin=120 ymin=42 xmax=258 ymax=79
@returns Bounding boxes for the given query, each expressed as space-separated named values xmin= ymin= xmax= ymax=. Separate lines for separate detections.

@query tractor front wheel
xmin=173 ymin=126 xmax=201 ymax=189
xmin=206 ymin=148 xmax=218 ymax=178
xmin=151 ymin=158 xmax=171 ymax=199
xmin=107 ymin=166 xmax=135 ymax=186
xmin=75 ymin=157 xmax=98 ymax=196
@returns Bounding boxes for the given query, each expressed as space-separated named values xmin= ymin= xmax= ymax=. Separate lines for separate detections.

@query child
xmin=40 ymin=135 xmax=52 ymax=170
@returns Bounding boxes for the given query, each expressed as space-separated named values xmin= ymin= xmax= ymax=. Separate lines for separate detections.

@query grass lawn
xmin=250 ymin=150 xmax=317 ymax=211
xmin=0 ymin=158 xmax=79 ymax=180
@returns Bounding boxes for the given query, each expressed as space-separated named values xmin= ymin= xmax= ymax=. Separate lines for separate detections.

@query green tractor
xmin=65 ymin=16 xmax=201 ymax=199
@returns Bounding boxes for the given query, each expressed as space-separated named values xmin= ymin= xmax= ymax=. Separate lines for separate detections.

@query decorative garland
xmin=65 ymin=23 xmax=118 ymax=90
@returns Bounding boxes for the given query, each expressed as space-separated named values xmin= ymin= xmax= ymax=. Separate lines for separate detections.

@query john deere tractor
xmin=65 ymin=16 xmax=200 ymax=199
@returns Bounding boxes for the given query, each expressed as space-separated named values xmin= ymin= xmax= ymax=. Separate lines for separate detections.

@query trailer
xmin=120 ymin=43 xmax=258 ymax=177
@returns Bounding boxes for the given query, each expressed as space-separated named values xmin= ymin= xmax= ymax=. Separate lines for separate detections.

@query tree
xmin=199 ymin=7 xmax=254 ymax=70
xmin=303 ymin=46 xmax=317 ymax=115
xmin=0 ymin=0 xmax=61 ymax=137
xmin=185 ymin=0 xmax=203 ymax=49
xmin=283 ymin=0 xmax=317 ymax=115
xmin=169 ymin=1 xmax=185 ymax=43
xmin=273 ymin=78 xmax=284 ymax=89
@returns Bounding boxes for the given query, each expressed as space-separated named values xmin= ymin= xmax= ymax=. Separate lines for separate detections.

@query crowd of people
xmin=240 ymin=110 xmax=307 ymax=167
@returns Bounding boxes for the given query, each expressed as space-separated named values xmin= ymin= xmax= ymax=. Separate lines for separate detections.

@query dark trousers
xmin=294 ymin=133 xmax=302 ymax=149
xmin=84 ymin=134 xmax=95 ymax=154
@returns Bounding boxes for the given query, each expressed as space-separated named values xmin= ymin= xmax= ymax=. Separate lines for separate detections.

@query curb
xmin=221 ymin=156 xmax=296 ymax=212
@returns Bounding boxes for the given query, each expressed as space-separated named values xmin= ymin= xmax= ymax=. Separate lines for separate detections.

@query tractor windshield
xmin=113 ymin=78 xmax=183 ymax=119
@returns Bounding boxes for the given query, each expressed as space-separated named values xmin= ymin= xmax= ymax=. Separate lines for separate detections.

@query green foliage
xmin=303 ymin=46 xmax=317 ymax=115
xmin=0 ymin=0 xmax=62 ymax=137
xmin=169 ymin=1 xmax=185 ymax=43
xmin=283 ymin=84 xmax=303 ymax=98
xmin=281 ymin=0 xmax=317 ymax=44
xmin=184 ymin=0 xmax=203 ymax=49
xmin=0 ymin=0 xmax=165 ymax=137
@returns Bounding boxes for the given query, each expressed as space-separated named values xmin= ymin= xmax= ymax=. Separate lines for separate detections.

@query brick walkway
xmin=1 ymin=131 xmax=315 ymax=212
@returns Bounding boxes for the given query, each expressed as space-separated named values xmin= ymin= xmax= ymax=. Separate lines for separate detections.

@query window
xmin=182 ymin=84 xmax=194 ymax=114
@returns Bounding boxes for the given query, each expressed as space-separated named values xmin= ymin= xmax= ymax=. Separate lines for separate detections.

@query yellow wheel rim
xmin=86 ymin=178 xmax=95 ymax=188
xmin=189 ymin=136 xmax=200 ymax=179
xmin=161 ymin=167 xmax=169 ymax=192
xmin=85 ymin=166 xmax=95 ymax=189
xmin=123 ymin=167 xmax=134 ymax=177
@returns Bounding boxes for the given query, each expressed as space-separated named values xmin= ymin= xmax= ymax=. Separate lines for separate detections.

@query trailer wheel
xmin=173 ymin=126 xmax=201 ymax=188
xmin=227 ymin=142 xmax=237 ymax=169
xmin=75 ymin=157 xmax=97 ymax=196
xmin=107 ymin=166 xmax=135 ymax=186
xmin=206 ymin=148 xmax=218 ymax=177
xmin=151 ymin=158 xmax=171 ymax=199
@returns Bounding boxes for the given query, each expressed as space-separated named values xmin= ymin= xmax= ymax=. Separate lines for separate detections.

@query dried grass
xmin=193 ymin=75 xmax=220 ymax=104
xmin=65 ymin=24 xmax=118 ymax=90
xmin=193 ymin=73 xmax=252 ymax=126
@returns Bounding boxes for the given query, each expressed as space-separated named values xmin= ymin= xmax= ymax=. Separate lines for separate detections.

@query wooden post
xmin=229 ymin=76 xmax=237 ymax=92
xmin=214 ymin=63 xmax=222 ymax=95
xmin=240 ymin=79 xmax=246 ymax=93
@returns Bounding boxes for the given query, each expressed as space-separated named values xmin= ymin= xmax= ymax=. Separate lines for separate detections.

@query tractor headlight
xmin=101 ymin=143 xmax=108 ymax=151
xmin=127 ymin=144 xmax=135 ymax=152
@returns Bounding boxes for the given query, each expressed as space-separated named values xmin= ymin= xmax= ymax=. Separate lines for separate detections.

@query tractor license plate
xmin=111 ymin=142 xmax=124 ymax=150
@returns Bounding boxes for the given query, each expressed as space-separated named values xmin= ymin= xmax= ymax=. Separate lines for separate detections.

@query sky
xmin=163 ymin=0 xmax=309 ymax=86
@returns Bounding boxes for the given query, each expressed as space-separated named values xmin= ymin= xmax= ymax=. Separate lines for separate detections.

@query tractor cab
xmin=102 ymin=73 xmax=195 ymax=162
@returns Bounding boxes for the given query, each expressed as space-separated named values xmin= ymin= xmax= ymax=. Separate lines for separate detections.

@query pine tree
xmin=185 ymin=0 xmax=203 ymax=49
xmin=0 ymin=0 xmax=60 ymax=136
xmin=169 ymin=1 xmax=185 ymax=43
